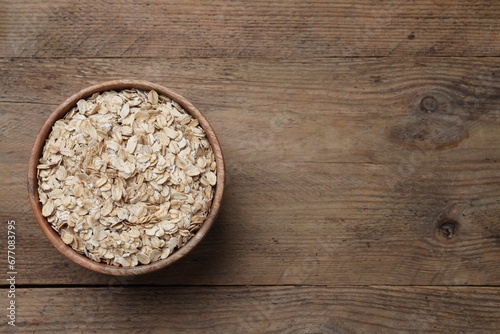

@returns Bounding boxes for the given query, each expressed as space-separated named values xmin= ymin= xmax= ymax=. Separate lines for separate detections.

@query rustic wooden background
xmin=1 ymin=0 xmax=500 ymax=332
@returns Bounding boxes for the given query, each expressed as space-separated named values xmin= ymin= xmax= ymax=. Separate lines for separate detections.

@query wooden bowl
xmin=27 ymin=80 xmax=225 ymax=276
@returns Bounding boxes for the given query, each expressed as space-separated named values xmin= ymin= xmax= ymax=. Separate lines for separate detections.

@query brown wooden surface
xmin=13 ymin=287 xmax=500 ymax=333
xmin=1 ymin=0 xmax=500 ymax=58
xmin=1 ymin=0 xmax=500 ymax=332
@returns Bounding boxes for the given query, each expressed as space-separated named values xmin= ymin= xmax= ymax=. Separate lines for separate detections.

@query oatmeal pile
xmin=37 ymin=89 xmax=216 ymax=267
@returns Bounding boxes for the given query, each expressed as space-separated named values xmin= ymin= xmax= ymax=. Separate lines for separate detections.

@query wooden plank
xmin=6 ymin=162 xmax=500 ymax=285
xmin=1 ymin=57 xmax=500 ymax=285
xmin=1 ymin=0 xmax=500 ymax=58
xmin=9 ymin=286 xmax=500 ymax=333
xmin=1 ymin=57 xmax=499 ymax=164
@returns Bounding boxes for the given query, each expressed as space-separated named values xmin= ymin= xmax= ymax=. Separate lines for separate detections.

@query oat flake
xmin=37 ymin=89 xmax=216 ymax=267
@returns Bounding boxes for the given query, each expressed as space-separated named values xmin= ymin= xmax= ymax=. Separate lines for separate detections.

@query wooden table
xmin=1 ymin=1 xmax=500 ymax=332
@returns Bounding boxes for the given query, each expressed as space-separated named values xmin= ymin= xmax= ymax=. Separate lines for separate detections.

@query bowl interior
xmin=28 ymin=80 xmax=225 ymax=276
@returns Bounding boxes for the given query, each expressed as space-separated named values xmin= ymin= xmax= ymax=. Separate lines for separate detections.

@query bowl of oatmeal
xmin=28 ymin=80 xmax=225 ymax=276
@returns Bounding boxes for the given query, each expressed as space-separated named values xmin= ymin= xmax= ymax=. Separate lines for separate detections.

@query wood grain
xmin=1 ymin=0 xmax=499 ymax=58
xmin=1 ymin=57 xmax=499 ymax=285
xmin=12 ymin=286 xmax=500 ymax=333
xmin=2 ymin=1 xmax=500 ymax=331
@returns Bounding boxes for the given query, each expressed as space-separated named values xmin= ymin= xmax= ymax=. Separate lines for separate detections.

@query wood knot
xmin=420 ymin=96 xmax=438 ymax=113
xmin=436 ymin=219 xmax=459 ymax=240
xmin=387 ymin=92 xmax=469 ymax=150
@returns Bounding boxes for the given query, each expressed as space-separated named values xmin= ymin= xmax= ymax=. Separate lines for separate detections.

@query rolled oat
xmin=37 ymin=89 xmax=216 ymax=267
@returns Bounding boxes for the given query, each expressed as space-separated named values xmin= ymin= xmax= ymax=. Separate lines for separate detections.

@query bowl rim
xmin=27 ymin=80 xmax=225 ymax=276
